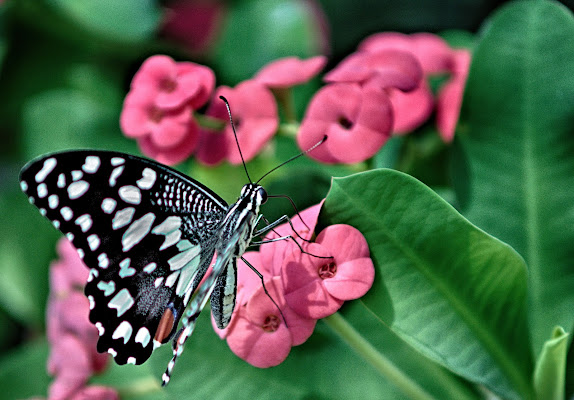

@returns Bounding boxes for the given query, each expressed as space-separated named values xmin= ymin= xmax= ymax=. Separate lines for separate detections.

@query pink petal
xmin=254 ymin=56 xmax=328 ymax=88
xmin=226 ymin=315 xmax=292 ymax=368
xmin=388 ymin=82 xmax=434 ymax=134
xmin=358 ymin=32 xmax=413 ymax=53
xmin=71 ymin=386 xmax=119 ymax=400
xmin=149 ymin=108 xmax=196 ymax=149
xmin=138 ymin=127 xmax=198 ymax=165
xmin=177 ymin=63 xmax=216 ymax=109
xmin=246 ymin=277 xmax=316 ymax=346
xmin=195 ymin=127 xmax=228 ymax=166
xmin=215 ymin=81 xmax=279 ymax=164
xmin=298 ymin=83 xmax=393 ymax=164
xmin=436 ymin=49 xmax=471 ymax=142
xmin=48 ymin=335 xmax=91 ymax=400
xmin=260 ymin=202 xmax=323 ymax=276
xmin=119 ymin=88 xmax=159 ymax=138
xmin=322 ymin=258 xmax=375 ymax=301
xmin=316 ymin=224 xmax=370 ymax=262
xmin=282 ymin=244 xmax=343 ymax=319
xmin=325 ymin=49 xmax=422 ymax=92
xmin=131 ymin=55 xmax=177 ymax=91
xmin=237 ymin=251 xmax=271 ymax=306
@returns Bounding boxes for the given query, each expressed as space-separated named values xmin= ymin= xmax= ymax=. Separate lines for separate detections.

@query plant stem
xmin=323 ymin=312 xmax=436 ymax=400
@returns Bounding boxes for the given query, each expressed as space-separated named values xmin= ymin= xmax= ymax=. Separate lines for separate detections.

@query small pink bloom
xmin=50 ymin=239 xmax=88 ymax=295
xmin=131 ymin=55 xmax=214 ymax=109
xmin=71 ymin=386 xmax=119 ymax=400
xmin=160 ymin=0 xmax=225 ymax=54
xmin=324 ymin=49 xmax=423 ymax=92
xmin=387 ymin=82 xmax=434 ymax=134
xmin=282 ymin=225 xmax=374 ymax=319
xmin=226 ymin=277 xmax=315 ymax=367
xmin=359 ymin=32 xmax=453 ymax=74
xmin=196 ymin=80 xmax=278 ymax=165
xmin=48 ymin=335 xmax=92 ymax=400
xmin=297 ymin=83 xmax=393 ymax=164
xmin=436 ymin=49 xmax=472 ymax=142
xmin=260 ymin=202 xmax=323 ymax=276
xmin=254 ymin=56 xmax=328 ymax=88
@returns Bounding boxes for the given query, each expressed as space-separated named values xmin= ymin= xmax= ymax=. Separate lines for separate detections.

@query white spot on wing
xmin=108 ymin=348 xmax=118 ymax=357
xmin=101 ymin=198 xmax=117 ymax=214
xmin=154 ymin=277 xmax=164 ymax=288
xmin=20 ymin=181 xmax=28 ymax=192
xmin=37 ymin=183 xmax=48 ymax=198
xmin=98 ymin=253 xmax=109 ymax=269
xmin=119 ymin=258 xmax=136 ymax=278
xmin=137 ymin=168 xmax=157 ymax=190
xmin=57 ymin=173 xmax=66 ymax=188
xmin=119 ymin=185 xmax=141 ymax=205
xmin=122 ymin=212 xmax=155 ymax=252
xmin=135 ymin=327 xmax=151 ymax=347
xmin=72 ymin=170 xmax=83 ymax=181
xmin=152 ymin=216 xmax=182 ymax=250
xmin=60 ymin=207 xmax=73 ymax=221
xmin=112 ymin=207 xmax=135 ymax=230
xmin=68 ymin=180 xmax=89 ymax=199
xmin=82 ymin=156 xmax=101 ymax=173
xmin=95 ymin=322 xmax=105 ymax=336
xmin=87 ymin=234 xmax=100 ymax=251
xmin=97 ymin=280 xmax=116 ymax=296
xmin=88 ymin=268 xmax=99 ymax=282
xmin=168 ymin=245 xmax=201 ymax=271
xmin=109 ymin=165 xmax=124 ymax=187
xmin=75 ymin=214 xmax=93 ymax=232
xmin=48 ymin=194 xmax=59 ymax=209
xmin=108 ymin=288 xmax=134 ymax=317
xmin=165 ymin=271 xmax=180 ymax=287
xmin=88 ymin=295 xmax=95 ymax=310
xmin=127 ymin=357 xmax=137 ymax=365
xmin=35 ymin=158 xmax=56 ymax=183
xmin=111 ymin=157 xmax=125 ymax=166
xmin=143 ymin=262 xmax=157 ymax=274
xmin=112 ymin=321 xmax=133 ymax=344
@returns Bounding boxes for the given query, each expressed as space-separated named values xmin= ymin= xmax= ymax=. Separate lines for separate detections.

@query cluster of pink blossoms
xmin=212 ymin=202 xmax=375 ymax=367
xmin=120 ymin=32 xmax=470 ymax=166
xmin=44 ymin=239 xmax=117 ymax=400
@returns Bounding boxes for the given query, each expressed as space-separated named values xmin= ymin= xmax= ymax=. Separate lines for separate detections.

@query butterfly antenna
xmin=256 ymin=135 xmax=327 ymax=184
xmin=220 ymin=95 xmax=252 ymax=183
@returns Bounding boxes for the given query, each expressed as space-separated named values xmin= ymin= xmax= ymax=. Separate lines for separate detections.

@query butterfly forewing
xmin=20 ymin=151 xmax=228 ymax=365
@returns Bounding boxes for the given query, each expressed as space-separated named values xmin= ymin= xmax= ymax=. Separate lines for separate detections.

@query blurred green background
xmin=1 ymin=0 xmax=574 ymax=398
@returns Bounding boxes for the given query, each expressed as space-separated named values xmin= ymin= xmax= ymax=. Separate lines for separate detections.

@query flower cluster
xmin=45 ymin=239 xmax=117 ymax=400
xmin=212 ymin=202 xmax=375 ymax=367
xmin=121 ymin=32 xmax=469 ymax=167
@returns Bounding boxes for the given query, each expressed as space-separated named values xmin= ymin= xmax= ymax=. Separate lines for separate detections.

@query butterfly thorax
xmin=216 ymin=183 xmax=267 ymax=258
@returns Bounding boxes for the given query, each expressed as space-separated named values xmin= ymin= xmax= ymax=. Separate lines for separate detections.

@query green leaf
xmin=49 ymin=0 xmax=162 ymax=43
xmin=533 ymin=326 xmax=569 ymax=400
xmin=212 ymin=0 xmax=325 ymax=84
xmin=0 ymin=340 xmax=51 ymax=399
xmin=452 ymin=0 xmax=574 ymax=353
xmin=320 ymin=169 xmax=533 ymax=400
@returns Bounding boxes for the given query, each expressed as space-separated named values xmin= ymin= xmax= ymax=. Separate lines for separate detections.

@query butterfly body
xmin=19 ymin=150 xmax=267 ymax=383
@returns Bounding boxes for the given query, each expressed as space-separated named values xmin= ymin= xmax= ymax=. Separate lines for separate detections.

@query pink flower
xmin=160 ymin=0 xmax=225 ymax=55
xmin=195 ymin=80 xmax=278 ymax=165
xmin=254 ymin=56 xmax=327 ymax=88
xmin=226 ymin=277 xmax=316 ymax=367
xmin=282 ymin=225 xmax=374 ymax=319
xmin=130 ymin=55 xmax=214 ymax=109
xmin=297 ymin=83 xmax=393 ymax=164
xmin=260 ymin=202 xmax=323 ymax=276
xmin=436 ymin=49 xmax=472 ymax=142
xmin=324 ymin=49 xmax=423 ymax=92
xmin=120 ymin=55 xmax=215 ymax=165
xmin=46 ymin=238 xmax=115 ymax=400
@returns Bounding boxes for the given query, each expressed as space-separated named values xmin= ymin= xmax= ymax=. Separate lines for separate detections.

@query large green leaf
xmin=453 ymin=0 xmax=574 ymax=354
xmin=533 ymin=326 xmax=569 ymax=400
xmin=320 ymin=169 xmax=533 ymax=399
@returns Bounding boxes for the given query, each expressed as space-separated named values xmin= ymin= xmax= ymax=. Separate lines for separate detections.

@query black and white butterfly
xmin=20 ymin=100 xmax=326 ymax=385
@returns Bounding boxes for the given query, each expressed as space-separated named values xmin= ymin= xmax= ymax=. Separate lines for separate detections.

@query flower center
xmin=318 ymin=261 xmax=337 ymax=279
xmin=149 ymin=106 xmax=164 ymax=123
xmin=160 ymin=77 xmax=177 ymax=93
xmin=262 ymin=315 xmax=280 ymax=332
xmin=338 ymin=116 xmax=353 ymax=130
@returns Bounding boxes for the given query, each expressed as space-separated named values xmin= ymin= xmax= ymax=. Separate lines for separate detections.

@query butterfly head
xmin=240 ymin=183 xmax=268 ymax=209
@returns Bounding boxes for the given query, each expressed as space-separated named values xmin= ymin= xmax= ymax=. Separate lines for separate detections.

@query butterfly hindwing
xmin=19 ymin=150 xmax=228 ymax=364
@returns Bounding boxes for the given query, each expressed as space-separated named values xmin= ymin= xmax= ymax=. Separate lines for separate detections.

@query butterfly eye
xmin=258 ymin=187 xmax=268 ymax=204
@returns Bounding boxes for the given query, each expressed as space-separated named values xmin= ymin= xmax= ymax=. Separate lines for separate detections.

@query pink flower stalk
xmin=46 ymin=239 xmax=117 ymax=400
xmin=254 ymin=56 xmax=328 ymax=88
xmin=195 ymin=80 xmax=278 ymax=165
xmin=436 ymin=49 xmax=472 ymax=142
xmin=282 ymin=225 xmax=375 ymax=319
xmin=120 ymin=55 xmax=215 ymax=165
xmin=297 ymin=83 xmax=393 ymax=164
